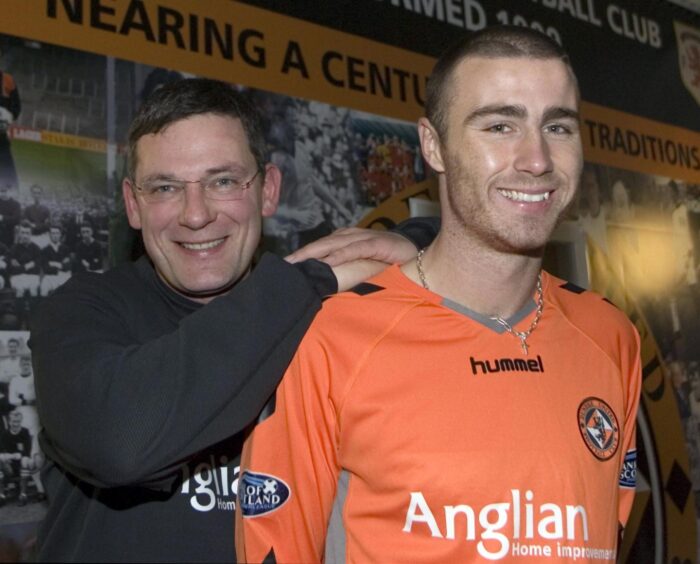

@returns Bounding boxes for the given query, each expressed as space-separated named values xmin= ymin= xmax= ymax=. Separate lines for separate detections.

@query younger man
xmin=237 ymin=26 xmax=640 ymax=563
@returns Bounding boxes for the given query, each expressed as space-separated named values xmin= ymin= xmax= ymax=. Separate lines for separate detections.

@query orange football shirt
xmin=236 ymin=266 xmax=640 ymax=563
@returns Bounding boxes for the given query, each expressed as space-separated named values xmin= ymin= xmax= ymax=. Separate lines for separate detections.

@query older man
xmin=30 ymin=78 xmax=435 ymax=562
xmin=237 ymin=26 xmax=640 ymax=563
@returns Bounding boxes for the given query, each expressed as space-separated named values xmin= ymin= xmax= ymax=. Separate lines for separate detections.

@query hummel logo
xmin=470 ymin=355 xmax=544 ymax=375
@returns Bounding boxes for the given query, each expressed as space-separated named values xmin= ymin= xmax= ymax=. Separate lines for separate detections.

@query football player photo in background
xmin=0 ymin=44 xmax=20 ymax=194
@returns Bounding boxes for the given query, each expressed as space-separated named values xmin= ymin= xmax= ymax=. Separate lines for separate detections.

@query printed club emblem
xmin=578 ymin=397 xmax=620 ymax=460
xmin=675 ymin=20 xmax=700 ymax=106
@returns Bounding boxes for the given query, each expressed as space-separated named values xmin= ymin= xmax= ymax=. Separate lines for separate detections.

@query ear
xmin=122 ymin=178 xmax=142 ymax=230
xmin=260 ymin=163 xmax=281 ymax=218
xmin=418 ymin=117 xmax=446 ymax=174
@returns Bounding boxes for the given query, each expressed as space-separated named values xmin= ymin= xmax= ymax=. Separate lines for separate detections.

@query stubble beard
xmin=443 ymin=153 xmax=570 ymax=257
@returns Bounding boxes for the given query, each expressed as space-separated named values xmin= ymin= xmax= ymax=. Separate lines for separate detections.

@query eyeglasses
xmin=132 ymin=170 xmax=261 ymax=203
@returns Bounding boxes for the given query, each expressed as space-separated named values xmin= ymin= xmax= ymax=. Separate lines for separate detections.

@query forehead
xmin=445 ymin=56 xmax=579 ymax=120
xmin=134 ymin=114 xmax=253 ymax=178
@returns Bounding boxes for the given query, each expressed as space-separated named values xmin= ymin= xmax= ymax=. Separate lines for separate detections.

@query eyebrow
xmin=464 ymin=104 xmax=526 ymax=125
xmin=542 ymin=107 xmax=580 ymax=122
xmin=464 ymin=104 xmax=580 ymax=125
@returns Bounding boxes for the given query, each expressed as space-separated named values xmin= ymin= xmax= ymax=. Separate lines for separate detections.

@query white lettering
xmin=403 ymin=490 xmax=591 ymax=555
xmin=444 ymin=504 xmax=476 ymax=540
xmin=538 ymin=503 xmax=563 ymax=539
xmin=413 ymin=0 xmax=444 ymax=20
xmin=383 ymin=0 xmax=484 ymax=30
xmin=607 ymin=5 xmax=661 ymax=48
xmin=463 ymin=0 xmax=485 ymax=30
xmin=525 ymin=489 xmax=534 ymax=538
xmin=403 ymin=492 xmax=443 ymax=537
xmin=181 ymin=463 xmax=238 ymax=512
xmin=444 ymin=0 xmax=462 ymax=27
xmin=512 ymin=542 xmax=552 ymax=556
xmin=478 ymin=503 xmax=509 ymax=560
xmin=190 ymin=463 xmax=216 ymax=511
xmin=566 ymin=505 xmax=589 ymax=540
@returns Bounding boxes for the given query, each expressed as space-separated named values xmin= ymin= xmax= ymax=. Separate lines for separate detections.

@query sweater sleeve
xmin=391 ymin=216 xmax=440 ymax=250
xmin=30 ymin=254 xmax=336 ymax=490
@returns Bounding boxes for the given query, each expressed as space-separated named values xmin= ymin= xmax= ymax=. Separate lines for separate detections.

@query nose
xmin=178 ymin=184 xmax=216 ymax=229
xmin=513 ymin=130 xmax=554 ymax=176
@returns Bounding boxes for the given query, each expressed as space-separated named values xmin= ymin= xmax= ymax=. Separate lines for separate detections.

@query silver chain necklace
xmin=415 ymin=248 xmax=544 ymax=355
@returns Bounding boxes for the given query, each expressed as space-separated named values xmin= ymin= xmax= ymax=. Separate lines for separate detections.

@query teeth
xmin=498 ymin=189 xmax=550 ymax=203
xmin=181 ymin=238 xmax=225 ymax=251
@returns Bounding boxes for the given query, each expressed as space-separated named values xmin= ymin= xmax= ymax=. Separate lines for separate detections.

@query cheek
xmin=139 ymin=209 xmax=174 ymax=241
xmin=222 ymin=198 xmax=263 ymax=228
xmin=557 ymin=151 xmax=583 ymax=182
xmin=460 ymin=139 xmax=509 ymax=177
xmin=479 ymin=152 xmax=505 ymax=176
xmin=554 ymin=139 xmax=583 ymax=171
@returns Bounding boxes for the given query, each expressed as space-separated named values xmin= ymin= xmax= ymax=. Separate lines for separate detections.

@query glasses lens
xmin=140 ymin=182 xmax=182 ymax=202
xmin=205 ymin=171 xmax=260 ymax=201
xmin=137 ymin=170 xmax=260 ymax=202
xmin=204 ymin=176 xmax=245 ymax=201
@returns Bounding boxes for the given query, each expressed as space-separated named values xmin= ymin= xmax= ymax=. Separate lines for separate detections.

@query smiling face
xmin=123 ymin=113 xmax=280 ymax=303
xmin=420 ymin=56 xmax=582 ymax=255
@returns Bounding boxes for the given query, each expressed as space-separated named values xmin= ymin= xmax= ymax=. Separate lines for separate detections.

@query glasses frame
xmin=131 ymin=169 xmax=262 ymax=203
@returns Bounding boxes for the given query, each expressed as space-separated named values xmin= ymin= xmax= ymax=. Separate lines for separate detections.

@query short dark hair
xmin=127 ymin=78 xmax=267 ymax=179
xmin=425 ymin=26 xmax=575 ymax=138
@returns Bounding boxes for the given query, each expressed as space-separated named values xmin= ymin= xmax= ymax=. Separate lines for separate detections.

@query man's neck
xmin=403 ymin=231 xmax=543 ymax=319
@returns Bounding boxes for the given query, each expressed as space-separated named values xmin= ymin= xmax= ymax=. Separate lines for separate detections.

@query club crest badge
xmin=578 ymin=397 xmax=620 ymax=460
xmin=675 ymin=20 xmax=700 ymax=106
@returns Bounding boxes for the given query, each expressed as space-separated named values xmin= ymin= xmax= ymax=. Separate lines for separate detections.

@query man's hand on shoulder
xmin=286 ymin=227 xmax=419 ymax=267
xmin=330 ymin=259 xmax=386 ymax=292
